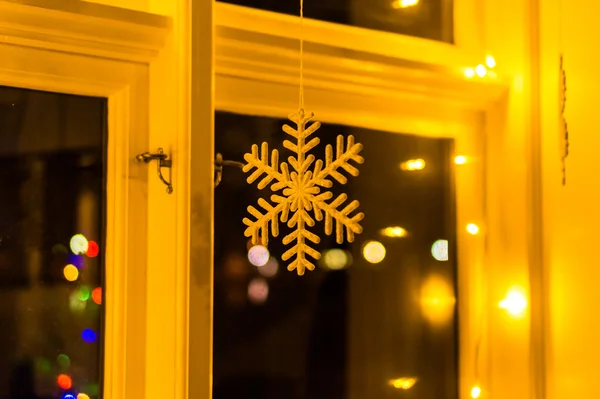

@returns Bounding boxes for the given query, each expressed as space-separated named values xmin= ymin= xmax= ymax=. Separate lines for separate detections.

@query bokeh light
xmin=454 ymin=155 xmax=467 ymax=165
xmin=82 ymin=329 xmax=97 ymax=343
xmin=379 ymin=226 xmax=407 ymax=238
xmin=87 ymin=240 xmax=99 ymax=258
xmin=486 ymin=55 xmax=496 ymax=68
xmin=70 ymin=234 xmax=89 ymax=255
xmin=499 ymin=288 xmax=527 ymax=317
xmin=68 ymin=254 xmax=84 ymax=268
xmin=466 ymin=223 xmax=480 ymax=235
xmin=69 ymin=291 xmax=87 ymax=314
xmin=431 ymin=239 xmax=449 ymax=261
xmin=362 ymin=241 xmax=386 ymax=264
xmin=77 ymin=286 xmax=90 ymax=301
xmin=92 ymin=287 xmax=102 ymax=305
xmin=389 ymin=377 xmax=417 ymax=390
xmin=464 ymin=67 xmax=475 ymax=78
xmin=471 ymin=385 xmax=482 ymax=398
xmin=57 ymin=374 xmax=72 ymax=390
xmin=77 ymin=394 xmax=91 ymax=399
xmin=248 ymin=278 xmax=269 ymax=304
xmin=258 ymin=257 xmax=279 ymax=277
xmin=400 ymin=159 xmax=426 ymax=171
xmin=475 ymin=64 xmax=487 ymax=77
xmin=63 ymin=394 xmax=76 ymax=399
xmin=321 ymin=249 xmax=352 ymax=270
xmin=63 ymin=265 xmax=79 ymax=282
xmin=248 ymin=245 xmax=270 ymax=267
xmin=420 ymin=275 xmax=456 ymax=326
xmin=57 ymin=354 xmax=70 ymax=370
xmin=35 ymin=358 xmax=51 ymax=374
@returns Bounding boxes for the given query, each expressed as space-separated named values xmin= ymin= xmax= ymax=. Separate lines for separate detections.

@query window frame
xmin=210 ymin=2 xmax=506 ymax=399
xmin=0 ymin=1 xmax=180 ymax=399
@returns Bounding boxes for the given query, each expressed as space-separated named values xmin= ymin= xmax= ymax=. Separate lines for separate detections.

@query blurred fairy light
xmin=431 ymin=239 xmax=449 ymax=261
xmin=63 ymin=394 xmax=76 ymax=399
xmin=57 ymin=354 xmax=70 ymax=370
xmin=499 ymin=288 xmax=527 ymax=317
xmin=259 ymin=257 xmax=279 ymax=277
xmin=82 ymin=329 xmax=97 ymax=343
xmin=466 ymin=223 xmax=480 ymax=235
xmin=454 ymin=155 xmax=467 ymax=165
xmin=420 ymin=275 xmax=456 ymax=326
xmin=57 ymin=374 xmax=72 ymax=390
xmin=321 ymin=249 xmax=352 ymax=270
xmin=69 ymin=291 xmax=86 ymax=314
xmin=379 ymin=226 xmax=407 ymax=238
xmin=400 ymin=158 xmax=426 ymax=171
xmin=475 ymin=64 xmax=487 ymax=77
xmin=63 ymin=265 xmax=79 ymax=282
xmin=248 ymin=245 xmax=270 ymax=267
xmin=87 ymin=241 xmax=99 ymax=258
xmin=471 ymin=385 xmax=482 ymax=398
xmin=485 ymin=55 xmax=496 ymax=68
xmin=70 ymin=234 xmax=89 ymax=255
xmin=248 ymin=278 xmax=269 ymax=304
xmin=77 ymin=286 xmax=90 ymax=301
xmin=92 ymin=287 xmax=102 ymax=305
xmin=363 ymin=241 xmax=386 ymax=264
xmin=464 ymin=67 xmax=475 ymax=78
xmin=77 ymin=394 xmax=91 ymax=399
xmin=389 ymin=377 xmax=417 ymax=390
xmin=391 ymin=0 xmax=418 ymax=8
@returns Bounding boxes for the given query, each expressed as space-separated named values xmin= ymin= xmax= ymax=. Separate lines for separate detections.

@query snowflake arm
xmin=243 ymin=142 xmax=290 ymax=190
xmin=281 ymin=209 xmax=320 ymax=275
xmin=313 ymin=193 xmax=364 ymax=244
xmin=315 ymin=135 xmax=364 ymax=185
xmin=243 ymin=196 xmax=291 ymax=246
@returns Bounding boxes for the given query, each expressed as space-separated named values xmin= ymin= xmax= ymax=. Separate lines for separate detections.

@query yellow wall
xmin=540 ymin=0 xmax=600 ymax=397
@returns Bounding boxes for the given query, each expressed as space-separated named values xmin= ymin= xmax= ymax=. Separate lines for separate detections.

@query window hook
xmin=215 ymin=153 xmax=244 ymax=187
xmin=136 ymin=148 xmax=173 ymax=194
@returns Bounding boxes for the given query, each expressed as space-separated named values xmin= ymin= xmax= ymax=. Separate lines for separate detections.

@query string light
xmin=471 ymin=385 xmax=482 ymax=398
xmin=466 ymin=223 xmax=480 ymax=235
xmin=391 ymin=0 xmax=418 ymax=8
xmin=485 ymin=56 xmax=496 ymax=68
xmin=454 ymin=155 xmax=467 ymax=165
xmin=499 ymin=288 xmax=527 ymax=316
xmin=475 ymin=64 xmax=487 ymax=77
xmin=400 ymin=159 xmax=426 ymax=171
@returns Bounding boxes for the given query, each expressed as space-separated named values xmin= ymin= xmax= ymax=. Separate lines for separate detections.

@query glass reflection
xmin=0 ymin=86 xmax=106 ymax=399
xmin=214 ymin=111 xmax=458 ymax=399
xmin=219 ymin=0 xmax=454 ymax=43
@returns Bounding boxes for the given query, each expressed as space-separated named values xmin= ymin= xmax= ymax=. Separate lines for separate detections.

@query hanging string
xmin=558 ymin=0 xmax=569 ymax=185
xmin=299 ymin=0 xmax=305 ymax=113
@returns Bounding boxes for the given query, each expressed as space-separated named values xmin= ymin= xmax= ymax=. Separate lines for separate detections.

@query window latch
xmin=136 ymin=148 xmax=173 ymax=194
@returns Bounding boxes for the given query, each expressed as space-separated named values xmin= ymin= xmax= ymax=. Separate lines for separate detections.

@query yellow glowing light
xmin=380 ymin=226 xmax=407 ymax=238
xmin=454 ymin=155 xmax=467 ymax=165
xmin=392 ymin=0 xmax=418 ymax=8
xmin=63 ymin=265 xmax=79 ymax=282
xmin=485 ymin=55 xmax=496 ymax=68
xmin=78 ymin=394 xmax=91 ymax=399
xmin=475 ymin=64 xmax=487 ymax=77
xmin=466 ymin=223 xmax=480 ymax=235
xmin=389 ymin=377 xmax=417 ymax=390
xmin=471 ymin=385 xmax=482 ymax=398
xmin=421 ymin=275 xmax=456 ymax=325
xmin=400 ymin=159 xmax=426 ymax=171
xmin=464 ymin=68 xmax=476 ymax=78
xmin=499 ymin=288 xmax=528 ymax=316
xmin=321 ymin=249 xmax=351 ymax=270
xmin=363 ymin=241 xmax=386 ymax=264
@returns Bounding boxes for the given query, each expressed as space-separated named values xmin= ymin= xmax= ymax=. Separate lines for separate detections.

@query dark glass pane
xmin=219 ymin=0 xmax=453 ymax=43
xmin=0 ymin=86 xmax=106 ymax=399
xmin=214 ymin=111 xmax=458 ymax=399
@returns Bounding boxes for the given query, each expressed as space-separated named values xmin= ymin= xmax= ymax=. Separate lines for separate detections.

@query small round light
xmin=82 ymin=329 xmax=97 ymax=343
xmin=68 ymin=254 xmax=84 ymax=268
xmin=57 ymin=354 xmax=70 ymax=370
xmin=248 ymin=278 xmax=269 ymax=304
xmin=57 ymin=374 xmax=72 ymax=390
xmin=471 ymin=385 xmax=482 ymax=398
xmin=78 ymin=394 xmax=91 ymax=399
xmin=258 ymin=257 xmax=279 ymax=277
xmin=77 ymin=286 xmax=90 ymax=301
xmin=363 ymin=241 xmax=386 ymax=264
xmin=401 ymin=159 xmax=426 ymax=171
xmin=464 ymin=68 xmax=475 ymax=78
xmin=466 ymin=223 xmax=480 ymax=235
xmin=92 ymin=287 xmax=102 ymax=305
xmin=248 ymin=245 xmax=270 ymax=267
xmin=454 ymin=155 xmax=467 ymax=165
xmin=431 ymin=239 xmax=449 ymax=261
xmin=499 ymin=289 xmax=528 ymax=316
xmin=70 ymin=234 xmax=89 ymax=255
xmin=87 ymin=241 xmax=99 ymax=258
xmin=485 ymin=55 xmax=496 ymax=68
xmin=63 ymin=265 xmax=79 ymax=282
xmin=321 ymin=249 xmax=351 ymax=270
xmin=475 ymin=64 xmax=487 ymax=77
xmin=63 ymin=394 xmax=76 ymax=399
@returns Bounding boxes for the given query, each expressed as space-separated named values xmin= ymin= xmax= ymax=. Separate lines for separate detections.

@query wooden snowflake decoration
xmin=242 ymin=110 xmax=364 ymax=275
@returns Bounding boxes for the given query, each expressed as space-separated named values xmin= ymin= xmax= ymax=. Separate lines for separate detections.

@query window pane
xmin=0 ymin=86 xmax=106 ymax=399
xmin=214 ymin=111 xmax=458 ymax=399
xmin=218 ymin=0 xmax=453 ymax=43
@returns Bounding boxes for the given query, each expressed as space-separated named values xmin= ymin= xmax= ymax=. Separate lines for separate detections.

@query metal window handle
xmin=136 ymin=148 xmax=173 ymax=194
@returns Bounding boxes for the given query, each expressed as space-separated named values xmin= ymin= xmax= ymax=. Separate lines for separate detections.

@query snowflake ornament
xmin=242 ymin=109 xmax=365 ymax=275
